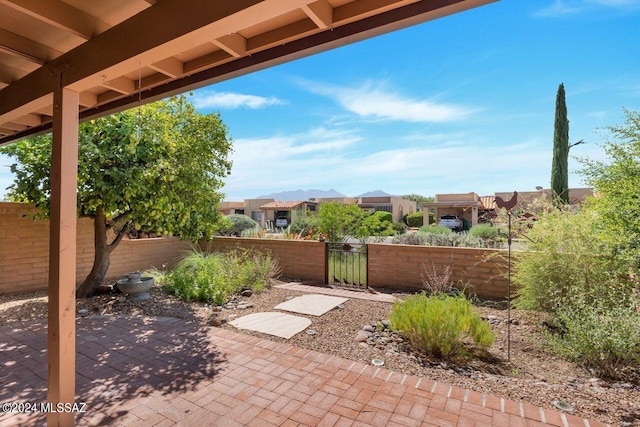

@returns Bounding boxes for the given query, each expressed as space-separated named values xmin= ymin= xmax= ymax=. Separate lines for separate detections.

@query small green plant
xmin=217 ymin=214 xmax=259 ymax=236
xmin=419 ymin=225 xmax=453 ymax=235
xmin=391 ymin=233 xmax=427 ymax=245
xmin=469 ymin=223 xmax=499 ymax=240
xmin=405 ymin=212 xmax=424 ymax=227
xmin=546 ymin=303 xmax=640 ymax=378
xmin=162 ymin=247 xmax=280 ymax=305
xmin=389 ymin=293 xmax=494 ymax=358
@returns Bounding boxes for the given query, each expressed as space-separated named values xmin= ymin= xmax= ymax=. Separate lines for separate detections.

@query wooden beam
xmin=0 ymin=0 xmax=109 ymax=40
xmin=303 ymin=0 xmax=333 ymax=29
xmin=149 ymin=57 xmax=183 ymax=78
xmin=0 ymin=0 xmax=316 ymax=116
xmin=12 ymin=113 xmax=42 ymax=127
xmin=98 ymin=76 xmax=135 ymax=95
xmin=0 ymin=121 xmax=27 ymax=131
xmin=0 ymin=28 xmax=62 ymax=63
xmin=47 ymin=86 xmax=78 ymax=427
xmin=79 ymin=91 xmax=98 ymax=108
xmin=212 ymin=34 xmax=247 ymax=58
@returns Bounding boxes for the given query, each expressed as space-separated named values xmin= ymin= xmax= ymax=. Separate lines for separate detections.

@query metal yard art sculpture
xmin=495 ymin=191 xmax=518 ymax=361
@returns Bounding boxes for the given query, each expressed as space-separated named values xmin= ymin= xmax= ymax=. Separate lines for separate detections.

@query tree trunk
xmin=75 ymin=207 xmax=116 ymax=298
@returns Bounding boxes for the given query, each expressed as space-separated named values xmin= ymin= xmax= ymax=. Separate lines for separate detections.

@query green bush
xmin=217 ymin=214 xmax=259 ymax=236
xmin=546 ymin=303 xmax=640 ymax=378
xmin=362 ymin=211 xmax=393 ymax=235
xmin=419 ymin=225 xmax=453 ymax=235
xmin=391 ymin=232 xmax=427 ymax=245
xmin=162 ymin=248 xmax=280 ymax=305
xmin=289 ymin=216 xmax=318 ymax=237
xmin=469 ymin=224 xmax=499 ymax=240
xmin=513 ymin=208 xmax=635 ymax=314
xmin=405 ymin=212 xmax=424 ymax=227
xmin=388 ymin=221 xmax=407 ymax=235
xmin=389 ymin=293 xmax=494 ymax=358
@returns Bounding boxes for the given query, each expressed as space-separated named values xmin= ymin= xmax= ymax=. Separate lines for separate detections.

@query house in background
xmin=259 ymin=200 xmax=318 ymax=229
xmin=219 ymin=201 xmax=245 ymax=215
xmin=424 ymin=188 xmax=595 ymax=227
xmin=357 ymin=196 xmax=416 ymax=222
xmin=422 ymin=193 xmax=481 ymax=229
xmin=243 ymin=198 xmax=274 ymax=228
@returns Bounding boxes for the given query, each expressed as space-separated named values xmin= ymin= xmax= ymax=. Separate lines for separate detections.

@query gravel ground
xmin=1 ymin=281 xmax=639 ymax=426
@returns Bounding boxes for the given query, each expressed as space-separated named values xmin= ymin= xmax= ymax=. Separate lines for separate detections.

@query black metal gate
xmin=327 ymin=242 xmax=367 ymax=289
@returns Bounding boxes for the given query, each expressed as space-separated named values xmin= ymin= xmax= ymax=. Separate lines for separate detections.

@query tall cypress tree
xmin=551 ymin=83 xmax=569 ymax=205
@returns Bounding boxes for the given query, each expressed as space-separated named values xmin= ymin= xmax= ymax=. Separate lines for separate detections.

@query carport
xmin=0 ymin=0 xmax=496 ymax=425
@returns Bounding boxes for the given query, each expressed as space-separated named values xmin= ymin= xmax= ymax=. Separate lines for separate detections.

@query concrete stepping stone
xmin=228 ymin=312 xmax=311 ymax=339
xmin=274 ymin=294 xmax=348 ymax=316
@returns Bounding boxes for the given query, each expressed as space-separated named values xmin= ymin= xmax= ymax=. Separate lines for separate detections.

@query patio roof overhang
xmin=0 ymin=0 xmax=497 ymax=146
xmin=0 ymin=0 xmax=497 ymax=425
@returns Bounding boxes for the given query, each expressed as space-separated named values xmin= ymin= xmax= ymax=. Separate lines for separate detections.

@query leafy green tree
xmin=316 ymin=202 xmax=366 ymax=242
xmin=579 ymin=109 xmax=640 ymax=268
xmin=551 ymin=83 xmax=570 ymax=205
xmin=0 ymin=95 xmax=233 ymax=297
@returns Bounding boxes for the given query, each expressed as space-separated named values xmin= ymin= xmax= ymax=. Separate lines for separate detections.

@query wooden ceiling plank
xmin=183 ymin=50 xmax=232 ymax=75
xmin=98 ymin=76 xmax=135 ymax=95
xmin=79 ymin=91 xmax=98 ymax=107
xmin=1 ymin=121 xmax=27 ymax=131
xmin=0 ymin=28 xmax=60 ymax=65
xmin=150 ymin=57 xmax=184 ymax=78
xmin=302 ymin=0 xmax=334 ymax=29
xmin=12 ymin=113 xmax=42 ymax=127
xmin=0 ymin=0 xmax=110 ymax=40
xmin=0 ymin=93 xmax=51 ymax=126
xmin=333 ymin=0 xmax=408 ymax=23
xmin=0 ymin=63 xmax=28 ymax=84
xmin=0 ymin=0 xmax=316 ymax=116
xmin=247 ymin=19 xmax=319 ymax=53
xmin=212 ymin=34 xmax=247 ymax=58
xmin=0 ymin=127 xmax=17 ymax=136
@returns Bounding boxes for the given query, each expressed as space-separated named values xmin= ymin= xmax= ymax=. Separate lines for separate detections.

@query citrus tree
xmin=0 ymin=95 xmax=233 ymax=297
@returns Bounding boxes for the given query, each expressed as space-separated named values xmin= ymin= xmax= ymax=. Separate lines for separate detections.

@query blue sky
xmin=1 ymin=0 xmax=639 ymax=201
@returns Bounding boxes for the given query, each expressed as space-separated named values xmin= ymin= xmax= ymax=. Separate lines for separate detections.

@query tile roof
xmin=479 ymin=196 xmax=495 ymax=210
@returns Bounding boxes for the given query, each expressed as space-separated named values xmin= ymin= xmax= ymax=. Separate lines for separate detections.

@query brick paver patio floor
xmin=0 ymin=288 xmax=611 ymax=426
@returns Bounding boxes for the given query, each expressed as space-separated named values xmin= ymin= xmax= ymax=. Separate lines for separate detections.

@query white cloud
xmin=220 ymin=123 xmax=587 ymax=200
xmin=535 ymin=0 xmax=640 ymax=17
xmin=303 ymin=80 xmax=475 ymax=123
xmin=192 ymin=90 xmax=284 ymax=110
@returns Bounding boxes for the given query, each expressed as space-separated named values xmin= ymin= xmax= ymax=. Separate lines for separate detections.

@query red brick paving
xmin=0 ymin=293 xmax=612 ymax=426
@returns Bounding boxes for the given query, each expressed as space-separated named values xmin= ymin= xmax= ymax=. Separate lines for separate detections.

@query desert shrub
xmin=362 ymin=211 xmax=393 ymax=235
xmin=163 ymin=248 xmax=280 ymax=305
xmin=388 ymin=221 xmax=407 ymax=235
xmin=420 ymin=225 xmax=452 ymax=235
xmin=289 ymin=216 xmax=318 ymax=237
xmin=469 ymin=224 xmax=499 ymax=240
xmin=217 ymin=214 xmax=259 ymax=236
xmin=405 ymin=212 xmax=424 ymax=227
xmin=391 ymin=232 xmax=427 ymax=245
xmin=513 ymin=208 xmax=635 ymax=314
xmin=421 ymin=261 xmax=459 ymax=295
xmin=389 ymin=293 xmax=494 ymax=358
xmin=546 ymin=303 xmax=640 ymax=378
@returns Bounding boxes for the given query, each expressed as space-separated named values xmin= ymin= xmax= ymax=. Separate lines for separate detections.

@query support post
xmin=47 ymin=86 xmax=79 ymax=427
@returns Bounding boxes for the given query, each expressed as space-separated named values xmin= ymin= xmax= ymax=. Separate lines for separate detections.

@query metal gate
xmin=327 ymin=242 xmax=367 ymax=289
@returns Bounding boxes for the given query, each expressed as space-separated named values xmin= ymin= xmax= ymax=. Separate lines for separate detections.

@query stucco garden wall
xmin=0 ymin=202 xmax=192 ymax=294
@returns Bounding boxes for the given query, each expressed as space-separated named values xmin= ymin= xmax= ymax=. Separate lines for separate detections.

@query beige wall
xmin=368 ymin=244 xmax=507 ymax=299
xmin=202 ymin=237 xmax=327 ymax=283
xmin=243 ymin=198 xmax=274 ymax=227
xmin=1 ymin=202 xmax=509 ymax=299
xmin=0 ymin=202 xmax=192 ymax=294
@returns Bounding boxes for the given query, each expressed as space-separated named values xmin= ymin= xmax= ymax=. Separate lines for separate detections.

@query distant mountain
xmin=256 ymin=188 xmax=347 ymax=201
xmin=357 ymin=190 xmax=392 ymax=197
